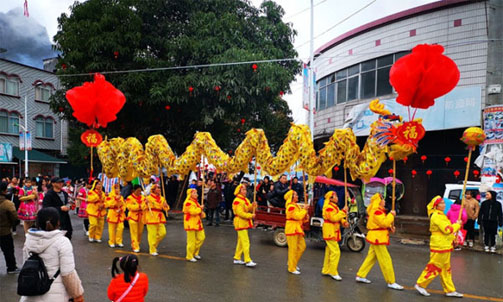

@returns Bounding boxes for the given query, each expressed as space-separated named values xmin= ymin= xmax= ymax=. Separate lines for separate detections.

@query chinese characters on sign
xmin=80 ymin=129 xmax=103 ymax=147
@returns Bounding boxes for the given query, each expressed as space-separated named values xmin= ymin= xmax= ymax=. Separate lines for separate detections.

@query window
xmin=0 ymin=111 xmax=20 ymax=134
xmin=315 ymin=51 xmax=413 ymax=111
xmin=35 ymin=117 xmax=53 ymax=138
xmin=35 ymin=86 xmax=52 ymax=102
xmin=0 ymin=78 xmax=19 ymax=96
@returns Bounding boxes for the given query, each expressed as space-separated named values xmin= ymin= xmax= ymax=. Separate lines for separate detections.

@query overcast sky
xmin=0 ymin=0 xmax=437 ymax=123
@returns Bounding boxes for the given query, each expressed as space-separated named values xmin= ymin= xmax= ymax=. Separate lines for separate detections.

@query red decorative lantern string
xmin=241 ymin=118 xmax=246 ymax=124
xmin=473 ymin=170 xmax=479 ymax=177
xmin=114 ymin=51 xmax=119 ymax=59
xmin=279 ymin=91 xmax=284 ymax=97
xmin=237 ymin=128 xmax=241 ymax=133
xmin=333 ymin=166 xmax=339 ymax=172
xmin=188 ymin=86 xmax=194 ymax=97
xmin=227 ymin=95 xmax=231 ymax=100
xmin=444 ymin=156 xmax=451 ymax=166
xmin=165 ymin=105 xmax=171 ymax=110
xmin=388 ymin=168 xmax=394 ymax=175
xmin=403 ymin=156 xmax=408 ymax=164
xmin=252 ymin=64 xmax=257 ymax=72
xmin=426 ymin=170 xmax=432 ymax=178
xmin=464 ymin=157 xmax=468 ymax=163
xmin=411 ymin=169 xmax=417 ymax=178
xmin=421 ymin=155 xmax=427 ymax=164
xmin=453 ymin=170 xmax=460 ymax=179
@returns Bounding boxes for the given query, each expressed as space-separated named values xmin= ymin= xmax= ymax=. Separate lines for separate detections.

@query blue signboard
xmin=344 ymin=86 xmax=482 ymax=136
xmin=0 ymin=143 xmax=13 ymax=162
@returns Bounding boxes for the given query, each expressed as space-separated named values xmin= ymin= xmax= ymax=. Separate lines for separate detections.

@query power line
xmin=58 ymin=58 xmax=298 ymax=77
xmin=283 ymin=0 xmax=327 ymax=21
xmin=294 ymin=0 xmax=377 ymax=49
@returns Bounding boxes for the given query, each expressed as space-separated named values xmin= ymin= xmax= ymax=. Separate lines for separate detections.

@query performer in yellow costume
xmin=144 ymin=184 xmax=169 ymax=256
xmin=183 ymin=188 xmax=206 ymax=262
xmin=285 ymin=189 xmax=308 ymax=275
xmin=356 ymin=193 xmax=403 ymax=290
xmin=126 ymin=185 xmax=145 ymax=253
xmin=105 ymin=183 xmax=126 ymax=248
xmin=321 ymin=191 xmax=348 ymax=281
xmin=415 ymin=196 xmax=463 ymax=298
xmin=86 ymin=179 xmax=106 ymax=243
xmin=232 ymin=184 xmax=257 ymax=267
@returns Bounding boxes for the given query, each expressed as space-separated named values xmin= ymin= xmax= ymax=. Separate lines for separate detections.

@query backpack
xmin=17 ymin=252 xmax=60 ymax=296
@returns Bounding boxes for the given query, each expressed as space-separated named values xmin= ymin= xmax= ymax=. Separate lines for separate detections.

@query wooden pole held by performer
xmin=392 ymin=159 xmax=396 ymax=211
xmin=253 ymin=155 xmax=257 ymax=215
xmin=344 ymin=164 xmax=348 ymax=208
xmin=159 ymin=167 xmax=168 ymax=218
xmin=200 ymin=155 xmax=205 ymax=207
xmin=303 ymin=171 xmax=308 ymax=207
xmin=458 ymin=147 xmax=473 ymax=221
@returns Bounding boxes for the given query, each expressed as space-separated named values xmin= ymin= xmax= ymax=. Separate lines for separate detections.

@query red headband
xmin=433 ymin=197 xmax=443 ymax=207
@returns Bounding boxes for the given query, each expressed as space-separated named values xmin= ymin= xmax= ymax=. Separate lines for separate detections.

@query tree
xmin=52 ymin=0 xmax=300 ymax=158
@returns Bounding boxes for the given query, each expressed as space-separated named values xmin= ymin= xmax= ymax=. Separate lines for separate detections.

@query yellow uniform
xmin=232 ymin=186 xmax=254 ymax=263
xmin=105 ymin=190 xmax=126 ymax=246
xmin=183 ymin=189 xmax=205 ymax=260
xmin=144 ymin=193 xmax=169 ymax=254
xmin=322 ymin=191 xmax=347 ymax=277
xmin=86 ymin=189 xmax=106 ymax=241
xmin=416 ymin=196 xmax=461 ymax=293
xmin=285 ymin=190 xmax=308 ymax=273
xmin=126 ymin=193 xmax=146 ymax=251
xmin=356 ymin=193 xmax=397 ymax=284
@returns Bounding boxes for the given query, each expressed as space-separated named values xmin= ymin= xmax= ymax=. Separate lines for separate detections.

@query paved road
xmin=1 ymin=217 xmax=502 ymax=302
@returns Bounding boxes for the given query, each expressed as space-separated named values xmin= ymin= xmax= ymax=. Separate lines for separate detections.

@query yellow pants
xmin=146 ymin=224 xmax=166 ymax=254
xmin=286 ymin=235 xmax=306 ymax=272
xmin=88 ymin=216 xmax=105 ymax=240
xmin=129 ymin=220 xmax=144 ymax=251
xmin=356 ymin=244 xmax=396 ymax=284
xmin=322 ymin=240 xmax=341 ymax=276
xmin=186 ymin=230 xmax=205 ymax=260
xmin=416 ymin=252 xmax=456 ymax=293
xmin=108 ymin=222 xmax=124 ymax=246
xmin=234 ymin=230 xmax=251 ymax=263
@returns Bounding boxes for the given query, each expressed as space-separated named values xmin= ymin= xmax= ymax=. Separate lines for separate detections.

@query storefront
xmin=12 ymin=147 xmax=67 ymax=178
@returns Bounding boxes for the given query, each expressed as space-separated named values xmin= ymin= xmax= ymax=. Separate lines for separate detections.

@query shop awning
xmin=12 ymin=147 xmax=67 ymax=164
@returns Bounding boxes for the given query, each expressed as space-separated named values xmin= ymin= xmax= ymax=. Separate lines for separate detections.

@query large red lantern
xmin=80 ymin=129 xmax=103 ymax=147
xmin=389 ymin=44 xmax=459 ymax=109
xmin=66 ymin=73 xmax=126 ymax=128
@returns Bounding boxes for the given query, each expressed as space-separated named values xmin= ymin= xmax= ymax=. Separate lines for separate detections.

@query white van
xmin=443 ymin=181 xmax=481 ymax=229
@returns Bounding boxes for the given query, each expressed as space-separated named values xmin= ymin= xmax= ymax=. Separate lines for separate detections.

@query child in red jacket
xmin=107 ymin=254 xmax=149 ymax=302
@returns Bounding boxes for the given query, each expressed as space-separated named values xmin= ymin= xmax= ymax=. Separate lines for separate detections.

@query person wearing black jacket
xmin=269 ymin=175 xmax=290 ymax=208
xmin=291 ymin=177 xmax=304 ymax=202
xmin=478 ymin=190 xmax=503 ymax=253
xmin=43 ymin=177 xmax=73 ymax=240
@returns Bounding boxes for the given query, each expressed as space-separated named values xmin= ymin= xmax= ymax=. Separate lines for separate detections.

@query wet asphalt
xmin=1 ymin=215 xmax=502 ymax=302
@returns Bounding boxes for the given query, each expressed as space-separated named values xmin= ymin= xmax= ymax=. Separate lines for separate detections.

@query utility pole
xmin=308 ymin=0 xmax=315 ymax=140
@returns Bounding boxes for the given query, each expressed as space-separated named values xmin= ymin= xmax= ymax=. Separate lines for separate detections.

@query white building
xmin=0 ymin=58 xmax=68 ymax=178
xmin=311 ymin=0 xmax=501 ymax=220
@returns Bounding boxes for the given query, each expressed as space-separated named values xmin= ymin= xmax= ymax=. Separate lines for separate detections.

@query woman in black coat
xmin=478 ymin=190 xmax=503 ymax=253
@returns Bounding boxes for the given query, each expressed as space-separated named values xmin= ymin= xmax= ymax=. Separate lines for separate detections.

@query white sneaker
xmin=194 ymin=255 xmax=202 ymax=260
xmin=463 ymin=241 xmax=467 ymax=247
xmin=468 ymin=241 xmax=473 ymax=248
xmin=415 ymin=284 xmax=430 ymax=296
xmin=188 ymin=258 xmax=197 ymax=263
xmin=296 ymin=266 xmax=301 ymax=271
xmin=290 ymin=270 xmax=301 ymax=275
xmin=233 ymin=259 xmax=245 ymax=265
xmin=330 ymin=275 xmax=342 ymax=281
xmin=356 ymin=276 xmax=371 ymax=284
xmin=490 ymin=246 xmax=496 ymax=253
xmin=12 ymin=232 xmax=17 ymax=236
xmin=109 ymin=244 xmax=115 ymax=248
xmin=445 ymin=291 xmax=463 ymax=298
xmin=85 ymin=231 xmax=89 ymax=236
xmin=88 ymin=238 xmax=94 ymax=242
xmin=133 ymin=249 xmax=140 ymax=253
xmin=96 ymin=239 xmax=102 ymax=243
xmin=118 ymin=244 xmax=124 ymax=248
xmin=388 ymin=283 xmax=404 ymax=290
xmin=246 ymin=261 xmax=257 ymax=267
xmin=150 ymin=252 xmax=158 ymax=256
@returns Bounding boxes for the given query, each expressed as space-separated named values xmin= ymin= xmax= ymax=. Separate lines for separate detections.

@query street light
xmin=14 ymin=98 xmax=29 ymax=179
